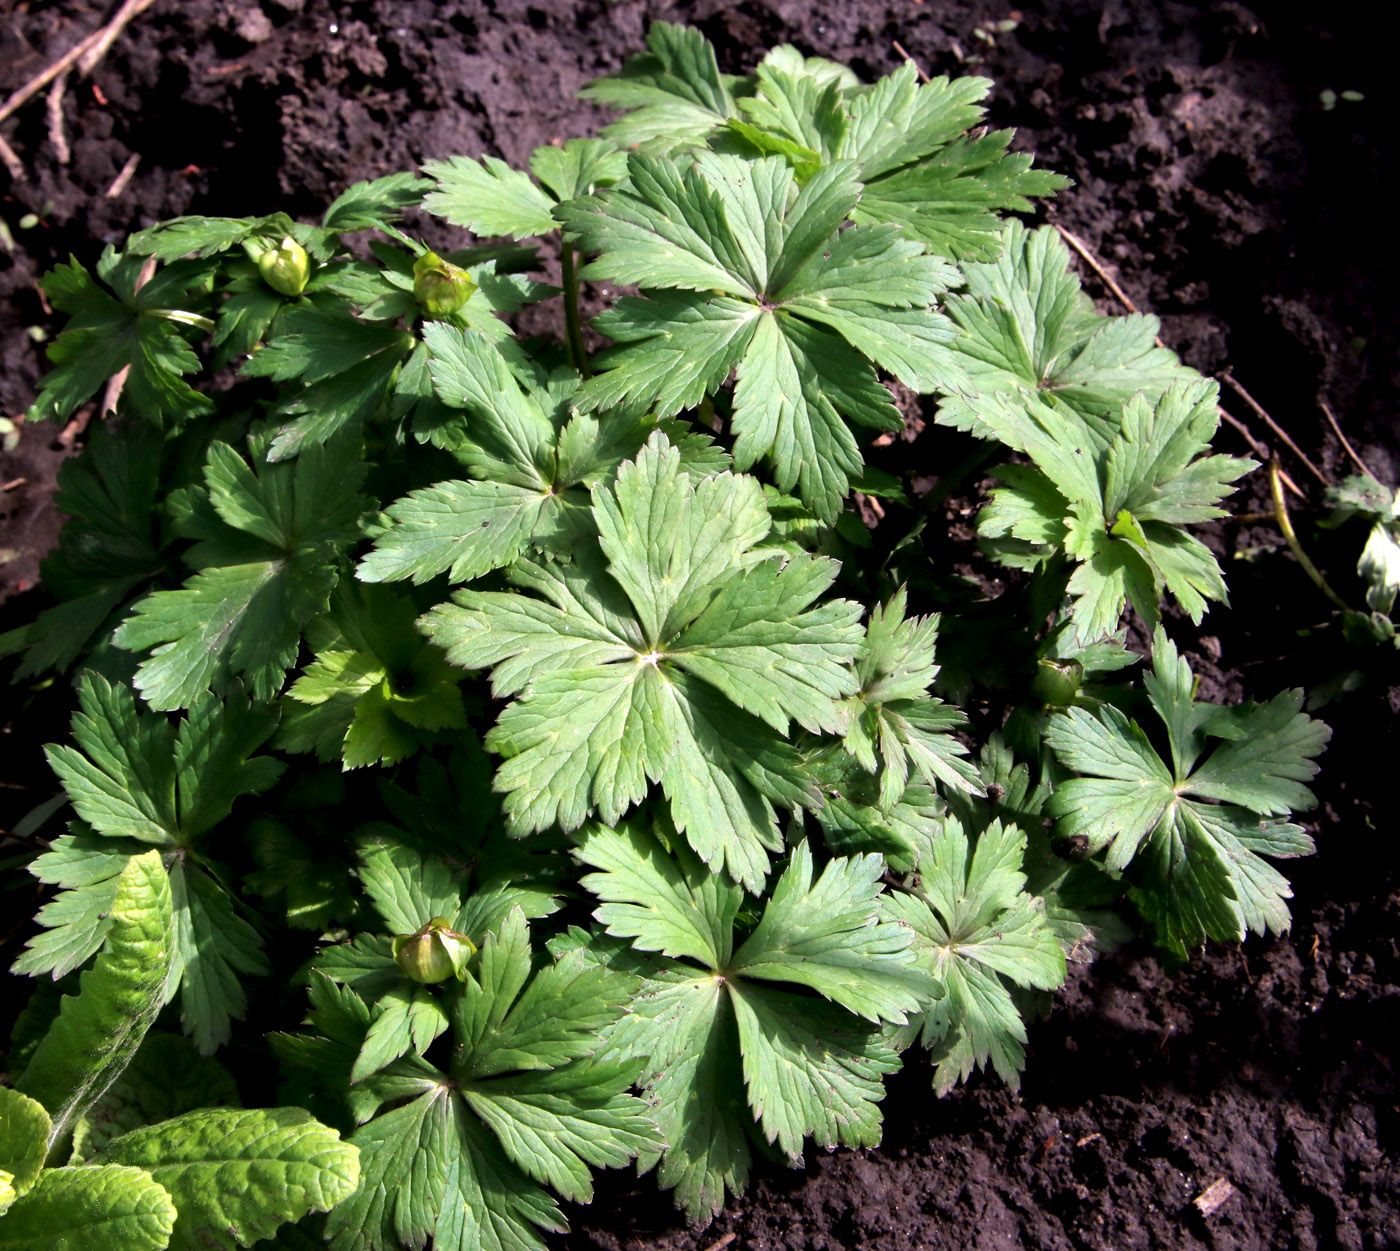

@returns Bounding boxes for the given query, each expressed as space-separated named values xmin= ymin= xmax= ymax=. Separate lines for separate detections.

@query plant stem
xmin=146 ymin=308 xmax=215 ymax=333
xmin=561 ymin=242 xmax=591 ymax=378
xmin=1268 ymin=459 xmax=1350 ymax=612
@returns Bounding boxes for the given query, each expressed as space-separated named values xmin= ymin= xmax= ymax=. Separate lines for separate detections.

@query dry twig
xmin=1053 ymin=223 xmax=1142 ymax=314
xmin=0 ymin=133 xmax=22 ymax=182
xmin=892 ymin=39 xmax=932 ymax=82
xmin=46 ymin=73 xmax=71 ymax=164
xmin=1320 ymin=401 xmax=1377 ymax=481
xmin=1054 ymin=223 xmax=1310 ymax=500
xmin=0 ymin=0 xmax=159 ymax=126
xmin=105 ymin=151 xmax=141 ymax=198
xmin=0 ymin=0 xmax=159 ymax=179
xmin=1221 ymin=372 xmax=1330 ymax=489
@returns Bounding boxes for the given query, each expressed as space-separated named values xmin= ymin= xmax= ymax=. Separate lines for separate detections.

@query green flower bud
xmin=1031 ymin=657 xmax=1083 ymax=707
xmin=413 ymin=251 xmax=475 ymax=317
xmin=244 ymin=233 xmax=310 ymax=296
xmin=392 ymin=917 xmax=476 ymax=984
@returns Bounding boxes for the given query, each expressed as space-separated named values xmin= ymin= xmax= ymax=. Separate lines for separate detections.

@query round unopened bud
xmin=247 ymin=234 xmax=310 ymax=296
xmin=413 ymin=251 xmax=475 ymax=317
xmin=1031 ymin=657 xmax=1083 ymax=707
xmin=392 ymin=917 xmax=476 ymax=984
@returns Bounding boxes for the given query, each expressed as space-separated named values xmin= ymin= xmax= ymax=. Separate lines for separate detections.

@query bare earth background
xmin=0 ymin=3 xmax=1395 ymax=1249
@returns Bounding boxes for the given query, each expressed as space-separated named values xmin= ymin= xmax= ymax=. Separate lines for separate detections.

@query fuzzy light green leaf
xmin=0 ymin=1165 xmax=175 ymax=1251
xmin=0 ymin=1091 xmax=49 ymax=1211
xmin=16 ymin=851 xmax=173 ymax=1156
xmin=96 ymin=1107 xmax=360 ymax=1251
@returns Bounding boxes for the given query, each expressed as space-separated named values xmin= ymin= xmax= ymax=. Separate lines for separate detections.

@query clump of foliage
xmin=0 ymin=853 xmax=358 ymax=1251
xmin=1 ymin=22 xmax=1329 ymax=1247
xmin=1322 ymin=473 xmax=1400 ymax=646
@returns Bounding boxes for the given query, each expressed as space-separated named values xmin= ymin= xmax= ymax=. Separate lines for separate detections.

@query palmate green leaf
xmin=947 ymin=733 xmax=1131 ymax=965
xmin=805 ymin=747 xmax=944 ymax=871
xmin=887 ymin=818 xmax=1065 ymax=1094
xmin=1045 ymin=628 xmax=1330 ymax=953
xmin=11 ymin=836 xmax=132 ymax=980
xmin=529 ymin=139 xmax=630 ymax=203
xmin=423 ymin=158 xmax=559 ymax=239
xmin=43 ymin=677 xmax=283 ymax=852
xmin=841 ymin=587 xmax=984 ymax=809
xmin=739 ymin=58 xmax=1067 ymax=261
xmin=307 ymin=911 xmax=659 ymax=1251
xmin=351 ymin=985 xmax=450 ymax=1084
xmin=728 ymin=982 xmax=899 ymax=1160
xmin=938 ymin=221 xmax=1196 ymax=441
xmin=423 ymin=434 xmax=859 ymax=888
xmin=95 ymin=1107 xmax=360 ymax=1251
xmin=16 ymin=852 xmax=173 ymax=1156
xmin=325 ymin=1084 xmax=563 ymax=1251
xmin=239 ymin=306 xmax=413 ymax=459
xmin=278 ymin=584 xmax=468 ymax=769
xmin=423 ymin=138 xmax=628 ymax=241
xmin=28 ymin=248 xmax=214 ymax=428
xmin=359 ymin=326 xmax=664 ymax=587
xmin=0 ymin=1164 xmax=175 ymax=1251
xmin=168 ymin=862 xmax=269 ymax=1055
xmin=579 ymin=21 xmax=742 ymax=153
xmin=114 ymin=436 xmax=366 ymax=709
xmin=576 ymin=824 xmax=930 ymax=1216
xmin=357 ymin=838 xmax=463 ymax=937
xmin=0 ymin=1089 xmax=49 ymax=1211
xmin=321 ymin=172 xmax=432 ymax=232
xmin=976 ymin=380 xmax=1252 ymax=644
xmin=560 ymin=153 xmax=965 ymax=520
xmin=728 ymin=842 xmax=932 ymax=1022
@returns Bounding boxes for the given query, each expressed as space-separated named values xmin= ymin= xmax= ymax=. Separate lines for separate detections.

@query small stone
xmin=1193 ymin=1177 xmax=1235 ymax=1218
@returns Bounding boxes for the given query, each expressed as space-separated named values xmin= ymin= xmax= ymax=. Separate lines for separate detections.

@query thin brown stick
xmin=78 ymin=0 xmax=160 ymax=75
xmin=58 ymin=410 xmax=93 ymax=448
xmin=0 ymin=0 xmax=159 ymax=126
xmin=1 ymin=477 xmax=28 ymax=493
xmin=1320 ymin=401 xmax=1376 ymax=481
xmin=1053 ymin=223 xmax=1141 ymax=314
xmin=46 ymin=73 xmax=70 ymax=165
xmin=105 ymin=151 xmax=141 ymax=198
xmin=892 ymin=40 xmax=931 ymax=83
xmin=1215 ymin=405 xmax=1304 ymax=498
xmin=1054 ymin=221 xmax=1309 ymax=500
xmin=1221 ymin=372 xmax=1330 ymax=489
xmin=0 ymin=132 xmax=22 ymax=182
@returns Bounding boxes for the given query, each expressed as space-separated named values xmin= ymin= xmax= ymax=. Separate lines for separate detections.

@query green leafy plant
xmin=2 ymin=21 xmax=1329 ymax=1249
xmin=1045 ymin=628 xmax=1330 ymax=957
xmin=0 ymin=853 xmax=358 ymax=1251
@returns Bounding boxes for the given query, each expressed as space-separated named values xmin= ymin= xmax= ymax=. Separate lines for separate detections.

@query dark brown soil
xmin=2 ymin=3 xmax=1396 ymax=1249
